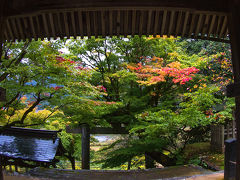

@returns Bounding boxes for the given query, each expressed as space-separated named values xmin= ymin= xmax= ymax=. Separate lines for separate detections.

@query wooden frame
xmin=228 ymin=0 xmax=240 ymax=178
xmin=67 ymin=125 xmax=129 ymax=169
xmin=1 ymin=0 xmax=240 ymax=179
xmin=1 ymin=7 xmax=229 ymax=42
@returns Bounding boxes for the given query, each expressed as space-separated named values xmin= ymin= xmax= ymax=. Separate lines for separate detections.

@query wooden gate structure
xmin=66 ymin=125 xmax=129 ymax=170
xmin=1 ymin=0 xmax=240 ymax=179
xmin=211 ymin=121 xmax=237 ymax=153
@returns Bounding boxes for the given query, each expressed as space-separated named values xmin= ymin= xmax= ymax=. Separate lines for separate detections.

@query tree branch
xmin=19 ymin=92 xmax=42 ymax=124
xmin=1 ymin=92 xmax=20 ymax=109
xmin=0 ymin=41 xmax=29 ymax=82
xmin=18 ymin=105 xmax=63 ymax=128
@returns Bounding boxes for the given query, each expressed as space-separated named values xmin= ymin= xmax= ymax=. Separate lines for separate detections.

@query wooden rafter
xmin=195 ymin=14 xmax=203 ymax=38
xmin=78 ymin=11 xmax=84 ymax=38
xmin=153 ymin=10 xmax=159 ymax=37
xmin=131 ymin=10 xmax=136 ymax=36
xmin=175 ymin=11 xmax=182 ymax=36
xmin=0 ymin=7 xmax=228 ymax=42
xmin=201 ymin=14 xmax=210 ymax=38
xmin=146 ymin=10 xmax=152 ymax=36
xmin=101 ymin=10 xmax=106 ymax=37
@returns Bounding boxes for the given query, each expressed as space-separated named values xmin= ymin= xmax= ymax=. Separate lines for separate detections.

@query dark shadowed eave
xmin=1 ymin=0 xmax=230 ymax=42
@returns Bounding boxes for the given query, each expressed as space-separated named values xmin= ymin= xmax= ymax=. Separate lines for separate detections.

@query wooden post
xmin=227 ymin=124 xmax=230 ymax=139
xmin=228 ymin=1 xmax=240 ymax=179
xmin=224 ymin=139 xmax=237 ymax=180
xmin=0 ymin=1 xmax=7 ymax=179
xmin=221 ymin=125 xmax=225 ymax=153
xmin=9 ymin=165 xmax=12 ymax=172
xmin=0 ymin=156 xmax=3 ymax=180
xmin=14 ymin=164 xmax=18 ymax=173
xmin=0 ymin=0 xmax=7 ymax=59
xmin=0 ymin=0 xmax=7 ymax=103
xmin=81 ymin=124 xmax=90 ymax=170
xmin=233 ymin=120 xmax=236 ymax=138
xmin=0 ymin=6 xmax=3 ymax=57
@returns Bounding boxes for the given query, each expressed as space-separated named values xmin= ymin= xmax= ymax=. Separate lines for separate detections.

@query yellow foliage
xmin=167 ymin=61 xmax=181 ymax=69
xmin=4 ymin=108 xmax=56 ymax=125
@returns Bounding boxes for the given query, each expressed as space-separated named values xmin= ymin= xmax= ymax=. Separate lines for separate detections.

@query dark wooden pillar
xmin=224 ymin=139 xmax=237 ymax=180
xmin=0 ymin=0 xmax=7 ymax=60
xmin=81 ymin=124 xmax=90 ymax=170
xmin=0 ymin=0 xmax=7 ymax=104
xmin=228 ymin=1 xmax=240 ymax=179
xmin=0 ymin=156 xmax=3 ymax=180
xmin=0 ymin=2 xmax=7 ymax=179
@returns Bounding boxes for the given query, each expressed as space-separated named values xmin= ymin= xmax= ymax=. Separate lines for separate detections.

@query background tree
xmin=0 ymin=40 xmax=68 ymax=127
xmin=84 ymin=37 xmax=234 ymax=169
xmin=0 ymin=36 xmax=233 ymax=170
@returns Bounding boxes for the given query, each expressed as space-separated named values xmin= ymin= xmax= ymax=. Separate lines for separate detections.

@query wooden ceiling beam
xmin=109 ymin=10 xmax=113 ymax=37
xmin=208 ymin=14 xmax=216 ymax=38
xmin=188 ymin=13 xmax=196 ymax=38
xmin=116 ymin=10 xmax=121 ymax=37
xmin=10 ymin=18 xmax=19 ymax=40
xmin=23 ymin=18 xmax=30 ymax=40
xmin=35 ymin=16 xmax=41 ymax=40
xmin=63 ymin=12 xmax=70 ymax=38
xmin=220 ymin=16 xmax=227 ymax=38
xmin=131 ymin=10 xmax=136 ymax=36
xmin=161 ymin=10 xmax=167 ymax=36
xmin=101 ymin=10 xmax=106 ymax=37
xmin=6 ymin=0 xmax=228 ymax=17
xmin=49 ymin=13 xmax=56 ymax=38
xmin=215 ymin=15 xmax=223 ymax=38
xmin=86 ymin=11 xmax=91 ymax=38
xmin=78 ymin=11 xmax=84 ymax=38
xmin=201 ymin=14 xmax=210 ymax=38
xmin=42 ymin=13 xmax=50 ymax=39
xmin=1 ymin=6 xmax=229 ymax=42
xmin=194 ymin=14 xmax=203 ymax=38
xmin=175 ymin=11 xmax=182 ymax=36
xmin=153 ymin=10 xmax=160 ymax=37
xmin=168 ymin=10 xmax=175 ymax=37
xmin=139 ymin=11 xmax=144 ymax=37
xmin=4 ymin=28 xmax=9 ymax=42
xmin=6 ymin=20 xmax=14 ymax=40
xmin=56 ymin=13 xmax=62 ymax=39
xmin=123 ymin=10 xmax=128 ymax=37
xmin=182 ymin=11 xmax=189 ymax=37
xmin=16 ymin=18 xmax=25 ymax=40
xmin=146 ymin=10 xmax=152 ymax=36
xmin=93 ymin=11 xmax=98 ymax=38
xmin=71 ymin=12 xmax=76 ymax=38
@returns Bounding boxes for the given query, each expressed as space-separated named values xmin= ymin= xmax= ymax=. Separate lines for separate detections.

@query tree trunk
xmin=145 ymin=153 xmax=155 ymax=169
xmin=127 ymin=159 xmax=131 ymax=170
xmin=69 ymin=157 xmax=76 ymax=170
xmin=146 ymin=151 xmax=176 ymax=167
